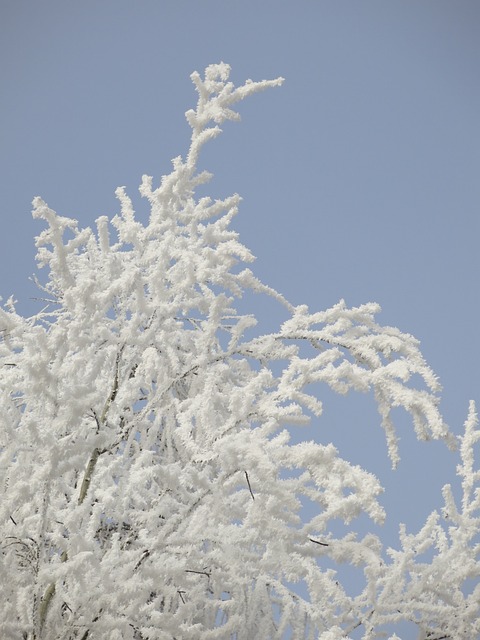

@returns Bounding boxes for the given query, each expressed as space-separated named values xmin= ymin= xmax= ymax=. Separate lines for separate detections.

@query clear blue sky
xmin=1 ymin=1 xmax=479 ymax=555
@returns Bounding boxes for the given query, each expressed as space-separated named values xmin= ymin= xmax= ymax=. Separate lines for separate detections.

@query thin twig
xmin=309 ymin=538 xmax=328 ymax=547
xmin=344 ymin=608 xmax=374 ymax=637
xmin=134 ymin=549 xmax=150 ymax=571
xmin=245 ymin=471 xmax=255 ymax=501
xmin=185 ymin=569 xmax=211 ymax=577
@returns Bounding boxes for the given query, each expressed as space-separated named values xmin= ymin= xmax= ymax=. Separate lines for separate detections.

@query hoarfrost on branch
xmin=0 ymin=63 xmax=478 ymax=639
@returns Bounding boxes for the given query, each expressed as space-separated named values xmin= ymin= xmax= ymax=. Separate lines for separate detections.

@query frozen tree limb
xmin=0 ymin=63 xmax=477 ymax=639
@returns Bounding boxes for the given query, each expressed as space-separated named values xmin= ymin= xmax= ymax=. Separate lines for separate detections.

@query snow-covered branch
xmin=0 ymin=63 xmax=477 ymax=639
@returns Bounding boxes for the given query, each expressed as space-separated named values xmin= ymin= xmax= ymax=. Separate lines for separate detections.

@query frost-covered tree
xmin=0 ymin=63 xmax=479 ymax=640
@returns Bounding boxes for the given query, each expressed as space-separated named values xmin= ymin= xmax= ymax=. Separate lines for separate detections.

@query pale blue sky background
xmin=1 ymin=1 xmax=479 ymax=569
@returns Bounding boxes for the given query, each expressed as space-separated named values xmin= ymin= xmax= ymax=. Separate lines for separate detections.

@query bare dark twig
xmin=309 ymin=538 xmax=329 ymax=547
xmin=134 ymin=549 xmax=150 ymax=571
xmin=177 ymin=590 xmax=186 ymax=604
xmin=185 ymin=569 xmax=211 ymax=577
xmin=245 ymin=471 xmax=255 ymax=501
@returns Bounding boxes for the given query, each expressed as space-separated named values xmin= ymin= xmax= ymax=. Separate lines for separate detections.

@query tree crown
xmin=0 ymin=63 xmax=478 ymax=640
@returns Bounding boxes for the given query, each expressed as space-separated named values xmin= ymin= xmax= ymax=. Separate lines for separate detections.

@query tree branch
xmin=309 ymin=538 xmax=329 ymax=547
xmin=78 ymin=447 xmax=101 ymax=506
xmin=245 ymin=471 xmax=255 ymax=501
